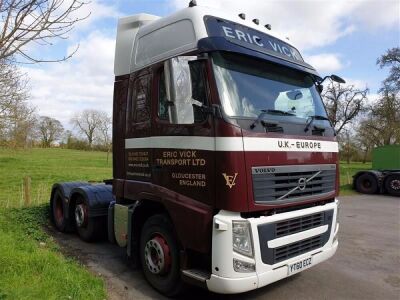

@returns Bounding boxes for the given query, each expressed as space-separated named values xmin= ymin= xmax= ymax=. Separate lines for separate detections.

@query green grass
xmin=339 ymin=161 xmax=372 ymax=195
xmin=0 ymin=205 xmax=106 ymax=299
xmin=0 ymin=148 xmax=110 ymax=299
xmin=0 ymin=148 xmax=112 ymax=208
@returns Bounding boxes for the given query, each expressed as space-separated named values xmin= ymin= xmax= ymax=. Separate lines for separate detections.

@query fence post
xmin=23 ymin=176 xmax=32 ymax=206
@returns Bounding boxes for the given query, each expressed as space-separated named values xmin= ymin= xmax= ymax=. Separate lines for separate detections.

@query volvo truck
xmin=50 ymin=2 xmax=343 ymax=296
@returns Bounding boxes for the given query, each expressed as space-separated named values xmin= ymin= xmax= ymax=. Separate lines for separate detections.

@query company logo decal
xmin=222 ymin=173 xmax=238 ymax=189
xmin=297 ymin=178 xmax=307 ymax=191
xmin=278 ymin=171 xmax=322 ymax=200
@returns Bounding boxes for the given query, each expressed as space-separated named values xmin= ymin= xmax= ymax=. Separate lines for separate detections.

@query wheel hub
xmin=362 ymin=180 xmax=372 ymax=188
xmin=390 ymin=179 xmax=400 ymax=191
xmin=144 ymin=235 xmax=171 ymax=275
xmin=75 ymin=204 xmax=87 ymax=227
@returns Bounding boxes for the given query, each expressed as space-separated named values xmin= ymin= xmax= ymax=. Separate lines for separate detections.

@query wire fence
xmin=0 ymin=179 xmax=50 ymax=209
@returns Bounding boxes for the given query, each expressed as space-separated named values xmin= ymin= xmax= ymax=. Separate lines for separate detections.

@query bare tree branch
xmin=0 ymin=0 xmax=89 ymax=63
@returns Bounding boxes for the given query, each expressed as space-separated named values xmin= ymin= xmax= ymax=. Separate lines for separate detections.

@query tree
xmin=377 ymin=47 xmax=400 ymax=93
xmin=0 ymin=59 xmax=36 ymax=147
xmin=0 ymin=0 xmax=88 ymax=63
xmin=355 ymin=120 xmax=376 ymax=163
xmin=36 ymin=116 xmax=64 ymax=147
xmin=322 ymin=82 xmax=368 ymax=134
xmin=71 ymin=109 xmax=109 ymax=148
xmin=361 ymin=88 xmax=400 ymax=146
xmin=97 ymin=113 xmax=112 ymax=162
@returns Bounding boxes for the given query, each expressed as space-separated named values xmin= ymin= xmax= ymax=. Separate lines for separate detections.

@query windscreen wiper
xmin=250 ymin=109 xmax=295 ymax=129
xmin=304 ymin=115 xmax=330 ymax=132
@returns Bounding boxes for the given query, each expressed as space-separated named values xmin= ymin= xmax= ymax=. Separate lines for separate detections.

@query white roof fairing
xmin=114 ymin=6 xmax=304 ymax=76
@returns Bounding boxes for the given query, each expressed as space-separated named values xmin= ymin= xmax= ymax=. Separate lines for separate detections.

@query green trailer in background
xmin=353 ymin=145 xmax=400 ymax=196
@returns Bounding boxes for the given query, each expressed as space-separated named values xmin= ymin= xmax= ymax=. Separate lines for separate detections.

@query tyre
xmin=385 ymin=174 xmax=400 ymax=197
xmin=355 ymin=173 xmax=378 ymax=194
xmin=51 ymin=190 xmax=71 ymax=232
xmin=74 ymin=196 xmax=106 ymax=242
xmin=140 ymin=214 xmax=183 ymax=297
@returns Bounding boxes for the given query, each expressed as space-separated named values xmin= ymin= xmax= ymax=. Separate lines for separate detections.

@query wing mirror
xmin=316 ymin=74 xmax=346 ymax=93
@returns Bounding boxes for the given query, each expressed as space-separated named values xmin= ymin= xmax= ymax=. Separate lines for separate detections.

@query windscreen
xmin=212 ymin=52 xmax=328 ymax=121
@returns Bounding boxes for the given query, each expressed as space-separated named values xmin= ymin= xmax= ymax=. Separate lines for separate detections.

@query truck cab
xmin=51 ymin=4 xmax=340 ymax=297
xmin=111 ymin=5 xmax=340 ymax=295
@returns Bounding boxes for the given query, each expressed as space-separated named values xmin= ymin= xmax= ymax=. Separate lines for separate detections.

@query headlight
xmin=232 ymin=220 xmax=254 ymax=257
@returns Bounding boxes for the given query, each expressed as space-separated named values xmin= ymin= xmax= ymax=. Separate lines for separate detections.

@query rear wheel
xmin=74 ymin=196 xmax=105 ymax=242
xmin=51 ymin=190 xmax=71 ymax=232
xmin=385 ymin=174 xmax=400 ymax=196
xmin=355 ymin=173 xmax=378 ymax=194
xmin=140 ymin=214 xmax=182 ymax=297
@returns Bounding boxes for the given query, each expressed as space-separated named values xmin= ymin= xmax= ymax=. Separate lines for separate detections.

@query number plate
xmin=288 ymin=257 xmax=313 ymax=275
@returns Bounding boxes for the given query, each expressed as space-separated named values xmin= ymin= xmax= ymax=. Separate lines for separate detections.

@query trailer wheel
xmin=51 ymin=190 xmax=70 ymax=232
xmin=140 ymin=214 xmax=182 ymax=297
xmin=385 ymin=174 xmax=400 ymax=196
xmin=355 ymin=173 xmax=378 ymax=194
xmin=74 ymin=196 xmax=105 ymax=242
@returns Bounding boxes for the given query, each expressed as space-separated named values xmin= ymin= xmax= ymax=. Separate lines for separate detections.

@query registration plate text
xmin=288 ymin=257 xmax=313 ymax=275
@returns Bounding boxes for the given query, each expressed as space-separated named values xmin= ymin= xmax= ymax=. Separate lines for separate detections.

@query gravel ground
xmin=51 ymin=194 xmax=400 ymax=300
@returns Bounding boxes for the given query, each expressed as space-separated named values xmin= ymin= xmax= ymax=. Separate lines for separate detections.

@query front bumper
xmin=206 ymin=200 xmax=339 ymax=294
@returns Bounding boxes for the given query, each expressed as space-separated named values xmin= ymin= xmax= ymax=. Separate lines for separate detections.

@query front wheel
xmin=385 ymin=174 xmax=400 ymax=196
xmin=140 ymin=214 xmax=183 ymax=297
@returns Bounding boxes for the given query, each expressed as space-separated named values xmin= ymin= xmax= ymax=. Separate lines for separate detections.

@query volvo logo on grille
xmin=277 ymin=170 xmax=322 ymax=200
xmin=298 ymin=178 xmax=307 ymax=190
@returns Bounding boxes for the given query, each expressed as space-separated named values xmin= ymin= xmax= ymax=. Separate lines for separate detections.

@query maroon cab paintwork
xmin=112 ymin=57 xmax=339 ymax=254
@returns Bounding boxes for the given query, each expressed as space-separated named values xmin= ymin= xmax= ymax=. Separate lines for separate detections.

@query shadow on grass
xmin=1 ymin=204 xmax=51 ymax=243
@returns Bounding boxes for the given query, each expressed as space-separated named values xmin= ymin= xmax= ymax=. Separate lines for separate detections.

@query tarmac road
xmin=51 ymin=194 xmax=400 ymax=300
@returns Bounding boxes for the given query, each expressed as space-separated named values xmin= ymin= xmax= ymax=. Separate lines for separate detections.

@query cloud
xmin=305 ymin=53 xmax=344 ymax=73
xmin=172 ymin=0 xmax=399 ymax=51
xmin=23 ymin=32 xmax=115 ymax=127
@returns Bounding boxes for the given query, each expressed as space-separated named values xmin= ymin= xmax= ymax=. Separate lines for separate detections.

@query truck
xmin=353 ymin=145 xmax=400 ymax=196
xmin=50 ymin=2 xmax=343 ymax=296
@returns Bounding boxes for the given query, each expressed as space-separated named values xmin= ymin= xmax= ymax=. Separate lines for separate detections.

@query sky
xmin=22 ymin=0 xmax=400 ymax=128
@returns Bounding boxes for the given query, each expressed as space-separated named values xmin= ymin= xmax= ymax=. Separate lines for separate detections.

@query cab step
xmin=182 ymin=269 xmax=211 ymax=288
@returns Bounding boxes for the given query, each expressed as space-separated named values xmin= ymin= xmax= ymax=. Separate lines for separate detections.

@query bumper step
xmin=182 ymin=269 xmax=211 ymax=282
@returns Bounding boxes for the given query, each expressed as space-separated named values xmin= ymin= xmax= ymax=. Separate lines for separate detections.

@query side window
xmin=158 ymin=57 xmax=208 ymax=124
xmin=133 ymin=75 xmax=150 ymax=123
xmin=189 ymin=61 xmax=208 ymax=122
xmin=158 ymin=71 xmax=169 ymax=120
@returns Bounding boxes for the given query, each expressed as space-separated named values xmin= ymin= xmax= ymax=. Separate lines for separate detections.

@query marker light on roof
xmin=188 ymin=0 xmax=197 ymax=7
xmin=252 ymin=19 xmax=259 ymax=25
xmin=265 ymin=24 xmax=272 ymax=30
xmin=238 ymin=13 xmax=246 ymax=20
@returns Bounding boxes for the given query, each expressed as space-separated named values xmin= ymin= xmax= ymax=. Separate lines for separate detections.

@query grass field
xmin=0 ymin=148 xmax=371 ymax=299
xmin=0 ymin=148 xmax=112 ymax=208
xmin=0 ymin=148 xmax=110 ymax=299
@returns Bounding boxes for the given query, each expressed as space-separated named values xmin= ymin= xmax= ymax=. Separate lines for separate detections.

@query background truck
xmin=50 ymin=2 xmax=342 ymax=296
xmin=353 ymin=145 xmax=400 ymax=196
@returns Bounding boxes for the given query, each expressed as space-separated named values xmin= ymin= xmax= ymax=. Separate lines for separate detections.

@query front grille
xmin=275 ymin=236 xmax=322 ymax=262
xmin=252 ymin=164 xmax=336 ymax=204
xmin=258 ymin=209 xmax=333 ymax=265
xmin=276 ymin=212 xmax=324 ymax=238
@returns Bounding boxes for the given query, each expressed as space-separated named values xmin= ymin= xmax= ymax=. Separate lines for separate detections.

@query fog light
xmin=233 ymin=258 xmax=256 ymax=273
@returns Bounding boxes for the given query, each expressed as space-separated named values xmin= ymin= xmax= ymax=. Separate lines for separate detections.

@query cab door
xmin=151 ymin=57 xmax=215 ymax=207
